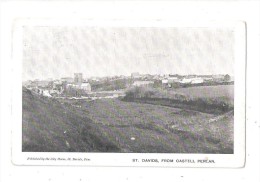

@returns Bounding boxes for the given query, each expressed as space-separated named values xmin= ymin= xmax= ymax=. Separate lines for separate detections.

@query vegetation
xmin=63 ymin=87 xmax=87 ymax=97
xmin=22 ymin=87 xmax=119 ymax=152
xmin=90 ymin=79 xmax=132 ymax=91
xmin=23 ymin=83 xmax=234 ymax=153
xmin=123 ymin=86 xmax=233 ymax=115
xmin=57 ymin=98 xmax=233 ymax=153
xmin=174 ymin=85 xmax=234 ymax=102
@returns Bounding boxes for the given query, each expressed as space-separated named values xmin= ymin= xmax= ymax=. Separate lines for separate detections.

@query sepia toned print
xmin=22 ymin=26 xmax=235 ymax=154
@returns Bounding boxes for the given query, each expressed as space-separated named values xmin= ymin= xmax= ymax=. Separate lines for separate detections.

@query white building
xmin=191 ymin=78 xmax=204 ymax=84
xmin=66 ymin=83 xmax=91 ymax=92
xmin=168 ymin=77 xmax=178 ymax=81
xmin=168 ymin=77 xmax=180 ymax=83
xmin=133 ymin=81 xmax=154 ymax=87
xmin=180 ymin=78 xmax=192 ymax=84
xmin=162 ymin=79 xmax=169 ymax=84
xmin=203 ymin=77 xmax=213 ymax=81
xmin=81 ymin=83 xmax=91 ymax=92
xmin=180 ymin=77 xmax=204 ymax=84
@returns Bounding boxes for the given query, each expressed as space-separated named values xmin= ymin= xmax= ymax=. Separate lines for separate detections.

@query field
xmin=175 ymin=85 xmax=234 ymax=98
xmin=22 ymin=85 xmax=234 ymax=153
xmin=174 ymin=85 xmax=234 ymax=105
xmin=124 ymin=85 xmax=234 ymax=114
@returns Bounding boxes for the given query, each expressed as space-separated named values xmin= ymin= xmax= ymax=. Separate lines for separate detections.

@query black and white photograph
xmin=22 ymin=26 xmax=235 ymax=154
xmin=2 ymin=1 xmax=259 ymax=181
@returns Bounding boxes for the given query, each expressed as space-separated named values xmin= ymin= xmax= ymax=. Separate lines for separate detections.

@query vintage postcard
xmin=11 ymin=19 xmax=246 ymax=167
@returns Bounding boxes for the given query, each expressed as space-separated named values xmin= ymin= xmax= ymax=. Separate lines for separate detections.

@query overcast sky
xmin=23 ymin=26 xmax=234 ymax=81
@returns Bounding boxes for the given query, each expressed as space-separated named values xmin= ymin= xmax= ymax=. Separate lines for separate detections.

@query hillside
xmin=174 ymin=110 xmax=234 ymax=152
xmin=22 ymin=87 xmax=120 ymax=152
xmin=23 ymin=87 xmax=233 ymax=153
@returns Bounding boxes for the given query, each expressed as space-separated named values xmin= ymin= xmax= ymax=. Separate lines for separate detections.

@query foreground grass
xmin=59 ymin=97 xmax=233 ymax=153
xmin=23 ymin=87 xmax=233 ymax=153
xmin=22 ymin=88 xmax=120 ymax=152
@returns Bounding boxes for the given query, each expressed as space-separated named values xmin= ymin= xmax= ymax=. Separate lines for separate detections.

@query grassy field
xmin=23 ymin=85 xmax=234 ymax=153
xmin=124 ymin=85 xmax=234 ymax=114
xmin=175 ymin=85 xmax=233 ymax=97
xmin=174 ymin=85 xmax=234 ymax=105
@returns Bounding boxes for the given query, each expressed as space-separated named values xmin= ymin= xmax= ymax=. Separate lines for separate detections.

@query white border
xmin=1 ymin=1 xmax=259 ymax=182
xmin=11 ymin=19 xmax=246 ymax=167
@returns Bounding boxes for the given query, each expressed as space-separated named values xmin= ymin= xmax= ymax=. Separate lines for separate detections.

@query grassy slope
xmin=60 ymin=99 xmax=233 ymax=153
xmin=22 ymin=88 xmax=120 ymax=152
xmin=23 ymin=87 xmax=233 ymax=153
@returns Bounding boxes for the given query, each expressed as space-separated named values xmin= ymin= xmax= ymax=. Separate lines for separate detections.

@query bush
xmin=125 ymin=86 xmax=158 ymax=99
xmin=123 ymin=86 xmax=233 ymax=114
xmin=63 ymin=87 xmax=86 ymax=97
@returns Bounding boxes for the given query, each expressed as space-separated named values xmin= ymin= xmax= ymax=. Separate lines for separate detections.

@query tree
xmin=224 ymin=74 xmax=231 ymax=82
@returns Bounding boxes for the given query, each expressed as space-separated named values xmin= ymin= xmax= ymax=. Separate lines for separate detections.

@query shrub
xmin=123 ymin=86 xmax=233 ymax=114
xmin=125 ymin=86 xmax=158 ymax=99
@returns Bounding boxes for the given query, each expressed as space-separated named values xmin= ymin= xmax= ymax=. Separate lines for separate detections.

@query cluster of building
xmin=161 ymin=75 xmax=205 ymax=87
xmin=64 ymin=73 xmax=91 ymax=92
xmin=23 ymin=72 xmax=233 ymax=97
xmin=130 ymin=73 xmax=233 ymax=88
xmin=23 ymin=73 xmax=91 ymax=97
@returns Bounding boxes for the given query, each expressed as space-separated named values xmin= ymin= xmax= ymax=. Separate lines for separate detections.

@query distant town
xmin=22 ymin=73 xmax=234 ymax=99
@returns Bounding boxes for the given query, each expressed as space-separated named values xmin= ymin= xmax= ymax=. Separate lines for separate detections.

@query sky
xmin=23 ymin=26 xmax=234 ymax=81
